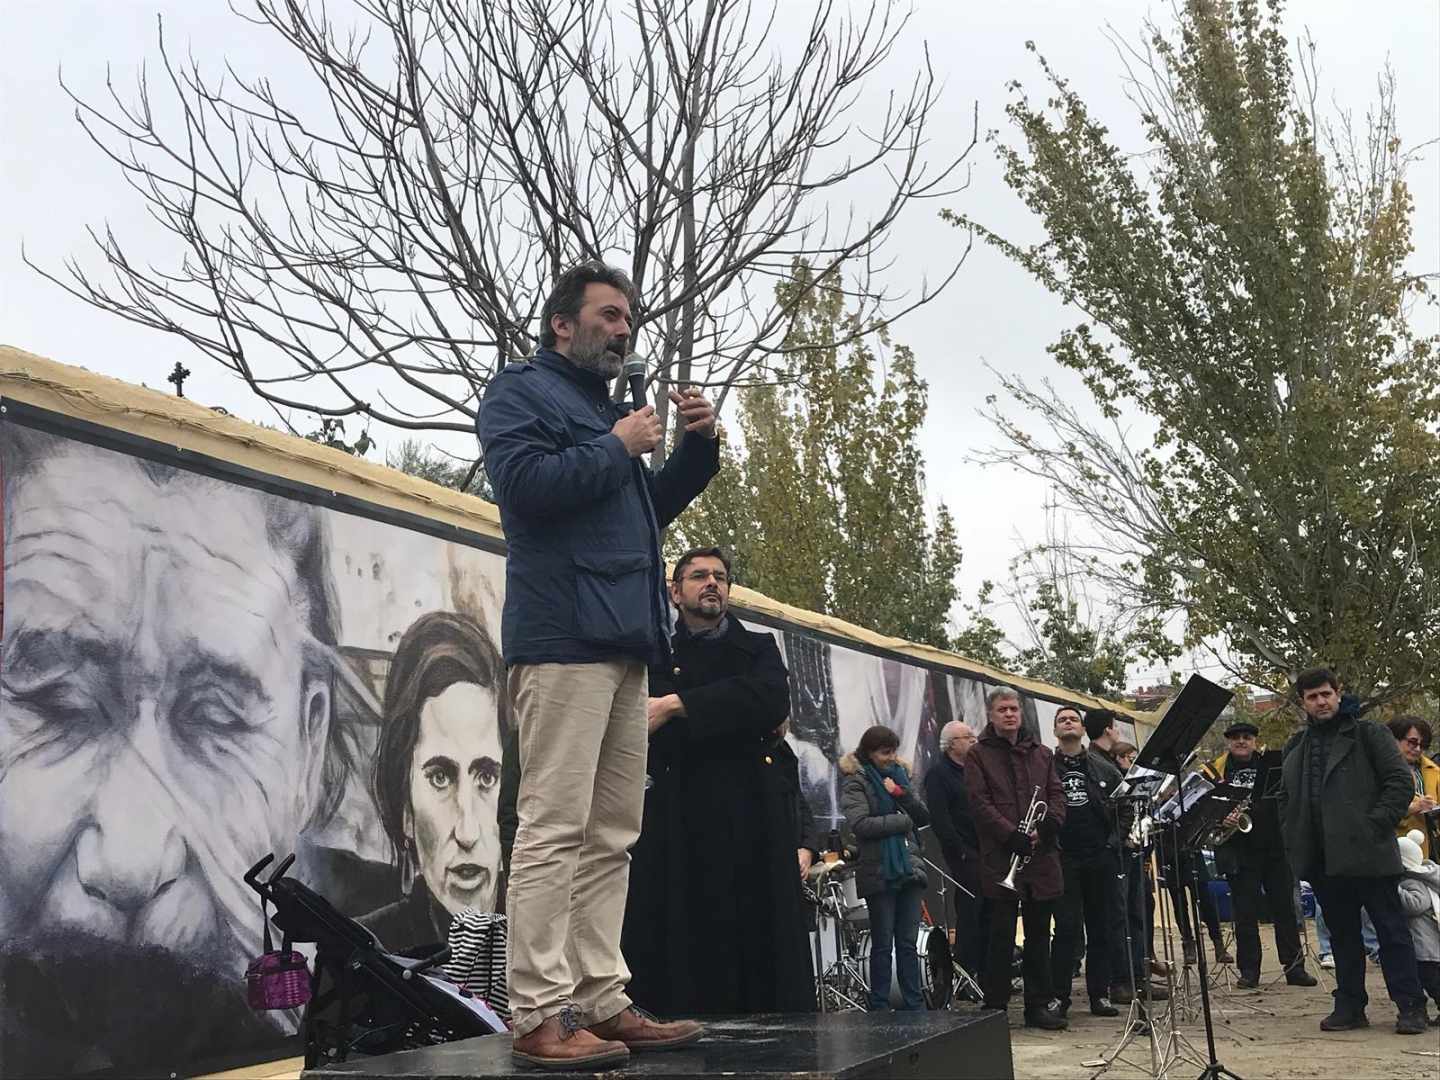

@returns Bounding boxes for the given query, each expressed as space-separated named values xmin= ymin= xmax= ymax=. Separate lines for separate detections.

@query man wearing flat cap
xmin=1205 ymin=721 xmax=1316 ymax=988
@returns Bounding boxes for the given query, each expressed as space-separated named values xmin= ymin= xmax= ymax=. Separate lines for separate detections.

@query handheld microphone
xmin=623 ymin=354 xmax=648 ymax=410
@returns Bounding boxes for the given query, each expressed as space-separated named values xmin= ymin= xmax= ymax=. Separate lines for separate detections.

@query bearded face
xmin=669 ymin=555 xmax=730 ymax=623
xmin=558 ymin=282 xmax=630 ymax=379
xmin=0 ymin=437 xmax=335 ymax=1073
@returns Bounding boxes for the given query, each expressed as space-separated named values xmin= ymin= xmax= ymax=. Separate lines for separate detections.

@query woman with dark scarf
xmin=839 ymin=725 xmax=930 ymax=1010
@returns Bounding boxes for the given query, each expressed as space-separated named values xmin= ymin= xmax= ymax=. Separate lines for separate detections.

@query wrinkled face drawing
xmin=0 ymin=446 xmax=331 ymax=974
xmin=406 ymin=682 xmax=504 ymax=915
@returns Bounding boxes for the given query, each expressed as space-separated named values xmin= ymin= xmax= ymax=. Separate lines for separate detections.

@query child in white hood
xmin=1395 ymin=829 xmax=1440 ymax=1026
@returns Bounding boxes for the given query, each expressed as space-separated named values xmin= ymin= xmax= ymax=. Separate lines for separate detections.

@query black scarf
xmin=675 ymin=614 xmax=730 ymax=642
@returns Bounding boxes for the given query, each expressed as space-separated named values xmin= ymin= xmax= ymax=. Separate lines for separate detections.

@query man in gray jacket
xmin=1279 ymin=667 xmax=1427 ymax=1035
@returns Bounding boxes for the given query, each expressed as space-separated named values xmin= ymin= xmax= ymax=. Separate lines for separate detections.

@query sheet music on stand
xmin=1111 ymin=763 xmax=1170 ymax=802
xmin=1179 ymin=786 xmax=1249 ymax=850
xmin=1154 ymin=771 xmax=1215 ymax=825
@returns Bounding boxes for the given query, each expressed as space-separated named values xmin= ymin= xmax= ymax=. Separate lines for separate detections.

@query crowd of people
xmin=825 ymin=676 xmax=1440 ymax=1038
xmin=476 ymin=260 xmax=1440 ymax=1069
xmin=616 ymin=558 xmax=1440 ymax=1048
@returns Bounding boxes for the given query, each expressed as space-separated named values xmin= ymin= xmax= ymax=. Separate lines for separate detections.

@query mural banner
xmin=0 ymin=351 xmax=1141 ymax=1078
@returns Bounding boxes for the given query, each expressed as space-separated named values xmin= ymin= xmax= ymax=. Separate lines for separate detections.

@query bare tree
xmin=34 ymin=0 xmax=972 ymax=449
xmin=995 ymin=501 xmax=1179 ymax=698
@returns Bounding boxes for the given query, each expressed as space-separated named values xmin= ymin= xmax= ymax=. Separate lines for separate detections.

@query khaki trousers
xmin=505 ymin=659 xmax=648 ymax=1036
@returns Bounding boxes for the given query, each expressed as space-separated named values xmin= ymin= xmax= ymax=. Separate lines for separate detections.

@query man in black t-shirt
xmin=1048 ymin=707 xmax=1122 ymax=1017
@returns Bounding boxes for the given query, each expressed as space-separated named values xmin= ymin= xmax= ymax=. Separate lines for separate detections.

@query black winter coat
xmin=923 ymin=755 xmax=980 ymax=893
xmin=1280 ymin=702 xmax=1413 ymax=881
xmin=621 ymin=619 xmax=814 ymax=1015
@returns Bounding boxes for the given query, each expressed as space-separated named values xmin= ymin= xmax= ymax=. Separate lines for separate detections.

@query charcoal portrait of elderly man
xmin=0 ymin=425 xmax=351 ymax=1077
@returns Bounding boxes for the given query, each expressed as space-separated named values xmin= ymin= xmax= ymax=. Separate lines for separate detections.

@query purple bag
xmin=246 ymin=896 xmax=312 ymax=1011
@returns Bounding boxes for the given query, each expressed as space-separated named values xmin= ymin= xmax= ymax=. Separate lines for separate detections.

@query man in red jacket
xmin=967 ymin=686 xmax=1068 ymax=1030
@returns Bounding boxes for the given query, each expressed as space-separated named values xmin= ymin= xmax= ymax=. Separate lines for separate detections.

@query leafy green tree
xmin=951 ymin=0 xmax=1440 ymax=708
xmin=673 ymin=265 xmax=961 ymax=648
xmin=1011 ymin=579 xmax=1147 ymax=699
xmin=950 ymin=580 xmax=1011 ymax=669
xmin=998 ymin=512 xmax=1179 ymax=697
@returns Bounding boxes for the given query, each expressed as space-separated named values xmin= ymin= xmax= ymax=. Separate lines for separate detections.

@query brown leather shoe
xmin=588 ymin=1004 xmax=704 ymax=1051
xmin=512 ymin=1007 xmax=630 ymax=1070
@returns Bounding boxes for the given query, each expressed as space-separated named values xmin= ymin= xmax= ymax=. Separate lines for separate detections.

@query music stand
xmin=1137 ymin=677 xmax=1234 ymax=775
xmin=1251 ymin=750 xmax=1283 ymax=801
xmin=1177 ymin=788 xmax=1249 ymax=1080
xmin=1091 ymin=677 xmax=1233 ymax=1079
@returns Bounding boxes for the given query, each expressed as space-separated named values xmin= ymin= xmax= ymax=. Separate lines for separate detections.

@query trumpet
xmin=999 ymin=785 xmax=1049 ymax=892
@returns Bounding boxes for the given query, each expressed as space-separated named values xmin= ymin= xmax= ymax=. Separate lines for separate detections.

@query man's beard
xmin=568 ymin=328 xmax=625 ymax=380
xmin=683 ymin=594 xmax=725 ymax=621
xmin=0 ymin=932 xmax=283 ymax=1078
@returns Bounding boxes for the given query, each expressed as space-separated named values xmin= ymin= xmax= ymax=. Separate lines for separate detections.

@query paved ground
xmin=1006 ymin=921 xmax=1440 ymax=1080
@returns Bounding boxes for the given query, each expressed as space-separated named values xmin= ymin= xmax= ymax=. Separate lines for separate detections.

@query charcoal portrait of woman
xmin=359 ymin=611 xmax=509 ymax=951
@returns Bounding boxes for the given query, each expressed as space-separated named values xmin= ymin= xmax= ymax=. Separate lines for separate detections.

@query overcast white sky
xmin=3 ymin=1 xmax=1436 ymax=683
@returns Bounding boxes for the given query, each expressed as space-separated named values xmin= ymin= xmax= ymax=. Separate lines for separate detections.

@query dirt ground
xmin=200 ymin=919 xmax=1439 ymax=1080
xmin=1006 ymin=919 xmax=1440 ymax=1080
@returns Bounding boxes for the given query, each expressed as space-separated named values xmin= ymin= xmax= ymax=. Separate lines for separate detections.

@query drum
xmin=851 ymin=924 xmax=936 ymax=1008
xmin=922 ymin=924 xmax=952 ymax=1009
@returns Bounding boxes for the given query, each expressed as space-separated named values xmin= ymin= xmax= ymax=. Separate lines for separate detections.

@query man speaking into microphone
xmin=478 ymin=261 xmax=719 ymax=1069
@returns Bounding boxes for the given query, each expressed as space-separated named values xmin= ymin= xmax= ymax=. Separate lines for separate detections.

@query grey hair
xmin=985 ymin=685 xmax=1022 ymax=711
xmin=940 ymin=719 xmax=971 ymax=752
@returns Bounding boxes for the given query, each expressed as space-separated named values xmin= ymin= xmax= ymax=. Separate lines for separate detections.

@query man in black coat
xmin=923 ymin=719 xmax=988 ymax=980
xmin=621 ymin=547 xmax=814 ymax=1015
xmin=1280 ymin=667 xmax=1427 ymax=1035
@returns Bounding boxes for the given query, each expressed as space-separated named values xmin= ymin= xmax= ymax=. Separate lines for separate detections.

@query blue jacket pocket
xmin=572 ymin=550 xmax=655 ymax=647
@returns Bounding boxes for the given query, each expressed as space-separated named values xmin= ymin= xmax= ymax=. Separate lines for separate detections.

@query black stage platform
xmin=304 ymin=1011 xmax=1013 ymax=1080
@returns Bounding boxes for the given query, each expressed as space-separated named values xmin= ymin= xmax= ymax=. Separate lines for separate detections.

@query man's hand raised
xmin=613 ymin=406 xmax=664 ymax=457
xmin=670 ymin=388 xmax=717 ymax=438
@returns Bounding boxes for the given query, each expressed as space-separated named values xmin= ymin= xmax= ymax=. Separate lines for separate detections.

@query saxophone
xmin=1199 ymin=757 xmax=1254 ymax=847
xmin=1203 ymin=795 xmax=1252 ymax=847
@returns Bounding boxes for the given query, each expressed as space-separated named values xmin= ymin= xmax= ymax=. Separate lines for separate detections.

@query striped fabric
xmin=445 ymin=910 xmax=510 ymax=1022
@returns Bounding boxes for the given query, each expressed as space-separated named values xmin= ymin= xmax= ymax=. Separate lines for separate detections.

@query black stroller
xmin=243 ymin=853 xmax=504 ymax=1068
